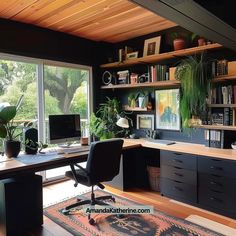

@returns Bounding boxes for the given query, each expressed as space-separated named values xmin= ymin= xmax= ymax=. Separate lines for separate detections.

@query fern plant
xmin=175 ymin=53 xmax=211 ymax=128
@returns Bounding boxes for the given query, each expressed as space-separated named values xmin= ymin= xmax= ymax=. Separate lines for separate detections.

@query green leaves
xmin=0 ymin=105 xmax=16 ymax=123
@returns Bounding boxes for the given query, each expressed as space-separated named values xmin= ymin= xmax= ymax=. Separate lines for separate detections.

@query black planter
xmin=4 ymin=140 xmax=21 ymax=158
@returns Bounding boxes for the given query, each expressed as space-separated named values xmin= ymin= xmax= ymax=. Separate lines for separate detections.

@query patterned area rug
xmin=44 ymin=190 xmax=223 ymax=236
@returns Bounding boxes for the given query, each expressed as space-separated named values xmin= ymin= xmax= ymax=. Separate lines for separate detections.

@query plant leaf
xmin=0 ymin=125 xmax=7 ymax=138
xmin=0 ymin=106 xmax=16 ymax=123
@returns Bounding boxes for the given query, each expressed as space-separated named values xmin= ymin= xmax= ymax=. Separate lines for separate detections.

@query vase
xmin=4 ymin=140 xmax=21 ymax=158
xmin=138 ymin=97 xmax=145 ymax=108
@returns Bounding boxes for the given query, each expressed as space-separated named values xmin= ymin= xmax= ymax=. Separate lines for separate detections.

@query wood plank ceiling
xmin=0 ymin=0 xmax=177 ymax=43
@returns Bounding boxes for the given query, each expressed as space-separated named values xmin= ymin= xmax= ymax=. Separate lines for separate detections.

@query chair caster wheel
xmin=89 ymin=218 xmax=95 ymax=225
xmin=62 ymin=209 xmax=70 ymax=215
xmin=117 ymin=214 xmax=124 ymax=219
xmin=111 ymin=197 xmax=116 ymax=203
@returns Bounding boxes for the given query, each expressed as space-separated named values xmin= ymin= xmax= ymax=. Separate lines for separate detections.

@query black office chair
xmin=62 ymin=139 xmax=124 ymax=225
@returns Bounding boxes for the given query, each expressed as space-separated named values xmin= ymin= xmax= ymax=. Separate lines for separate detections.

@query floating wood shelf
xmin=101 ymin=80 xmax=180 ymax=89
xmin=212 ymin=75 xmax=236 ymax=82
xmin=207 ymin=104 xmax=236 ymax=108
xmin=194 ymin=124 xmax=236 ymax=131
xmin=100 ymin=43 xmax=222 ymax=68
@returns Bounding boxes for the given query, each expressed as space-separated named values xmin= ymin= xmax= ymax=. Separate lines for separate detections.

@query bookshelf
xmin=101 ymin=80 xmax=180 ymax=90
xmin=100 ymin=43 xmax=222 ymax=69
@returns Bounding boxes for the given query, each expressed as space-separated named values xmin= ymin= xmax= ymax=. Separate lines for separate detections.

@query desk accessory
xmin=24 ymin=128 xmax=38 ymax=154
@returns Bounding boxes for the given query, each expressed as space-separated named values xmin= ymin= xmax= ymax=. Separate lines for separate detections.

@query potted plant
xmin=175 ymin=53 xmax=212 ymax=128
xmin=89 ymin=97 xmax=128 ymax=140
xmin=171 ymin=32 xmax=187 ymax=51
xmin=0 ymin=95 xmax=24 ymax=158
xmin=138 ymin=91 xmax=148 ymax=108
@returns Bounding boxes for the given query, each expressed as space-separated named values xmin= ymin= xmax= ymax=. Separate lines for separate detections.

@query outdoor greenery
xmin=0 ymin=60 xmax=88 ymax=120
xmin=175 ymin=53 xmax=211 ymax=128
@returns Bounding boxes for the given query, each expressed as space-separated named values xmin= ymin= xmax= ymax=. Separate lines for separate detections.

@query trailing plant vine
xmin=175 ymin=53 xmax=212 ymax=128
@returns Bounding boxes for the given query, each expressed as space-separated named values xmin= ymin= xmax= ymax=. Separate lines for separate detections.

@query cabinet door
xmin=160 ymin=151 xmax=197 ymax=170
xmin=198 ymin=156 xmax=236 ymax=178
xmin=160 ymin=178 xmax=197 ymax=203
xmin=161 ymin=165 xmax=197 ymax=185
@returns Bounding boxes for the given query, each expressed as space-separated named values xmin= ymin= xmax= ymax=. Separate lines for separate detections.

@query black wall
xmin=0 ymin=18 xmax=113 ymax=109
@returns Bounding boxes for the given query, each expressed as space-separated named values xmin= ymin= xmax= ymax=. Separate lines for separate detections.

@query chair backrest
xmin=86 ymin=139 xmax=124 ymax=185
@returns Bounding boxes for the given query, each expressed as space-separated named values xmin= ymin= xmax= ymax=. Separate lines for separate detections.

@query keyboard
xmin=145 ymin=138 xmax=176 ymax=145
xmin=57 ymin=145 xmax=90 ymax=154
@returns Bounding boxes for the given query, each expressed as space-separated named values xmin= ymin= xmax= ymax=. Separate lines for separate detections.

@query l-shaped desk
xmin=0 ymin=139 xmax=236 ymax=235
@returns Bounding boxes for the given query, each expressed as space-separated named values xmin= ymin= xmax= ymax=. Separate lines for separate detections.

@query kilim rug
xmin=44 ymin=190 xmax=224 ymax=236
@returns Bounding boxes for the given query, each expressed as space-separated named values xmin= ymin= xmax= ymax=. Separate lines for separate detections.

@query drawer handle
xmin=210 ymin=189 xmax=223 ymax=194
xmin=210 ymin=166 xmax=223 ymax=171
xmin=173 ymin=159 xmax=183 ymax=163
xmin=174 ymin=172 xmax=183 ymax=177
xmin=210 ymin=197 xmax=223 ymax=203
xmin=173 ymin=186 xmax=183 ymax=191
xmin=174 ymin=166 xmax=183 ymax=170
xmin=211 ymin=174 xmax=222 ymax=178
xmin=174 ymin=180 xmax=183 ymax=183
xmin=210 ymin=181 xmax=222 ymax=187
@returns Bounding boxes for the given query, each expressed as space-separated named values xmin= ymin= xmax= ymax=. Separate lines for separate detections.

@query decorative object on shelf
xmin=171 ymin=32 xmax=186 ymax=51
xmin=123 ymin=105 xmax=147 ymax=111
xmin=136 ymin=114 xmax=154 ymax=130
xmin=227 ymin=61 xmax=236 ymax=76
xmin=118 ymin=48 xmax=125 ymax=62
xmin=117 ymin=70 xmax=129 ymax=84
xmin=126 ymin=51 xmax=138 ymax=60
xmin=0 ymin=95 xmax=25 ymax=158
xmin=155 ymin=89 xmax=180 ymax=131
xmin=128 ymin=93 xmax=139 ymax=108
xmin=147 ymin=102 xmax=153 ymax=111
xmin=231 ymin=141 xmax=236 ymax=149
xmin=102 ymin=71 xmax=113 ymax=85
xmin=175 ymin=53 xmax=211 ymax=128
xmin=138 ymin=91 xmax=148 ymax=108
xmin=145 ymin=129 xmax=159 ymax=139
xmin=130 ymin=73 xmax=138 ymax=84
xmin=138 ymin=73 xmax=149 ymax=83
xmin=143 ymin=36 xmax=161 ymax=56
xmin=169 ymin=67 xmax=176 ymax=80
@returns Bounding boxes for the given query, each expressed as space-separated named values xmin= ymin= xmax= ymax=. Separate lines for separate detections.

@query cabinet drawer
xmin=160 ymin=151 xmax=196 ymax=170
xmin=160 ymin=178 xmax=197 ymax=203
xmin=198 ymin=156 xmax=236 ymax=178
xmin=199 ymin=173 xmax=236 ymax=196
xmin=198 ymin=187 xmax=236 ymax=213
xmin=161 ymin=165 xmax=197 ymax=185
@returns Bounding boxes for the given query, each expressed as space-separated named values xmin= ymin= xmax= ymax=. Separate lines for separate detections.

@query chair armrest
xmin=69 ymin=164 xmax=88 ymax=184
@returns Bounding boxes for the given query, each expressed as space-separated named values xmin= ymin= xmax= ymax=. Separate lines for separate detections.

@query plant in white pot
xmin=0 ymin=95 xmax=24 ymax=158
xmin=138 ymin=91 xmax=148 ymax=108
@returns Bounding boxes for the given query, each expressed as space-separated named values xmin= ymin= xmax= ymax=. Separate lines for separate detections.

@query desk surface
xmin=0 ymin=139 xmax=235 ymax=179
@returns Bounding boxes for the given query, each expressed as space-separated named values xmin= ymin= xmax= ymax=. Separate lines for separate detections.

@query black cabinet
xmin=198 ymin=156 xmax=236 ymax=218
xmin=160 ymin=150 xmax=197 ymax=204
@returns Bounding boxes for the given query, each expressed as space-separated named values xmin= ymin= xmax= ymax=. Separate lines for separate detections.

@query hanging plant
xmin=175 ymin=53 xmax=212 ymax=128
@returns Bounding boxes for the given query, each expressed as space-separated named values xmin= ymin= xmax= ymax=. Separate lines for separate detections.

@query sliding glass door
xmin=0 ymin=53 xmax=92 ymax=181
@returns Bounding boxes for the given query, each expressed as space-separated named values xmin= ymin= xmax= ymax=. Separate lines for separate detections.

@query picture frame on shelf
xmin=136 ymin=114 xmax=154 ymax=130
xmin=155 ymin=88 xmax=180 ymax=131
xmin=143 ymin=36 xmax=161 ymax=57
xmin=126 ymin=51 xmax=138 ymax=60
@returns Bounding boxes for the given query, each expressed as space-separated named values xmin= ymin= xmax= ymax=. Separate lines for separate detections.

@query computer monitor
xmin=48 ymin=114 xmax=81 ymax=144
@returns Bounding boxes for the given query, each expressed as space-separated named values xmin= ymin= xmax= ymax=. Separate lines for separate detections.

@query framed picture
xmin=143 ymin=36 xmax=161 ymax=57
xmin=126 ymin=51 xmax=138 ymax=60
xmin=155 ymin=89 xmax=180 ymax=130
xmin=136 ymin=114 xmax=155 ymax=130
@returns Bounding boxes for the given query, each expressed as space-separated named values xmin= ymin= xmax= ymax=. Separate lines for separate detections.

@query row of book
xmin=211 ymin=59 xmax=228 ymax=77
xmin=204 ymin=130 xmax=235 ymax=148
xmin=204 ymin=108 xmax=236 ymax=126
xmin=209 ymin=85 xmax=236 ymax=104
xmin=149 ymin=65 xmax=170 ymax=82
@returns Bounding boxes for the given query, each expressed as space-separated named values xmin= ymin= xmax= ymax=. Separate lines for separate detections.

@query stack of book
xmin=210 ymin=85 xmax=236 ymax=104
xmin=212 ymin=59 xmax=228 ymax=77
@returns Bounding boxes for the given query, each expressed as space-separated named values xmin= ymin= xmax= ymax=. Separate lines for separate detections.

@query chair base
xmin=62 ymin=187 xmax=115 ymax=225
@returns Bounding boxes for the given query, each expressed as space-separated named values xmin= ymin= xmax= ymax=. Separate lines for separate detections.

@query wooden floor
xmin=27 ymin=180 xmax=236 ymax=236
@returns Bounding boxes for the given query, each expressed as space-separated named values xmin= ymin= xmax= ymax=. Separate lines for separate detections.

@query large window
xmin=0 ymin=54 xmax=92 ymax=180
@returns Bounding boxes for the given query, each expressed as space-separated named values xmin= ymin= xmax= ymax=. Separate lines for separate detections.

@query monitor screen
xmin=48 ymin=114 xmax=81 ymax=144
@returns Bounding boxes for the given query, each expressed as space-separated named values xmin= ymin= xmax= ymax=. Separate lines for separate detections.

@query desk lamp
xmin=116 ymin=117 xmax=129 ymax=128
